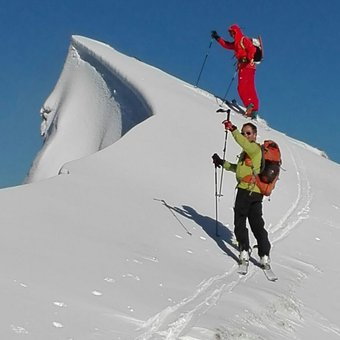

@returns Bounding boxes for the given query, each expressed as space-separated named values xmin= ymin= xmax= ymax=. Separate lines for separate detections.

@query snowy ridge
xmin=1 ymin=36 xmax=340 ymax=339
xmin=287 ymin=135 xmax=329 ymax=159
xmin=26 ymin=36 xmax=153 ymax=183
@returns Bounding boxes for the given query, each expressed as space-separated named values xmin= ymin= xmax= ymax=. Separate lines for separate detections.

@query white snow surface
xmin=1 ymin=35 xmax=340 ymax=339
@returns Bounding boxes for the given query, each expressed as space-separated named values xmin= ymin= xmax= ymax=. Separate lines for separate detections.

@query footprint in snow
xmin=126 ymin=258 xmax=143 ymax=264
xmin=52 ymin=322 xmax=63 ymax=328
xmin=122 ymin=273 xmax=140 ymax=281
xmin=11 ymin=325 xmax=28 ymax=334
xmin=92 ymin=291 xmax=103 ymax=296
xmin=53 ymin=301 xmax=67 ymax=308
xmin=140 ymin=255 xmax=159 ymax=263
xmin=13 ymin=280 xmax=28 ymax=288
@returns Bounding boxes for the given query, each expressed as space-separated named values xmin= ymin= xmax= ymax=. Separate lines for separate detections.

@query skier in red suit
xmin=212 ymin=24 xmax=259 ymax=119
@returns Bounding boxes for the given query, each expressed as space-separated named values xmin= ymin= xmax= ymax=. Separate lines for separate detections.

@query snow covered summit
xmin=1 ymin=36 xmax=340 ymax=339
xmin=26 ymin=36 xmax=153 ymax=183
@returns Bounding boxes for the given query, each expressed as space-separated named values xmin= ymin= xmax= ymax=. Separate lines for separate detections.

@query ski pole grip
xmin=226 ymin=109 xmax=231 ymax=121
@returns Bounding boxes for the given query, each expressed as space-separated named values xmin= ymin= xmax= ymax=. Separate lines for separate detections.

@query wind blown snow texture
xmin=0 ymin=35 xmax=340 ymax=339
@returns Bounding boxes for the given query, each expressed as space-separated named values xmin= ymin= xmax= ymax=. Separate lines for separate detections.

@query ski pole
xmin=214 ymin=165 xmax=220 ymax=237
xmin=195 ymin=38 xmax=213 ymax=88
xmin=155 ymin=199 xmax=192 ymax=236
xmin=218 ymin=109 xmax=231 ymax=197
xmin=222 ymin=70 xmax=237 ymax=103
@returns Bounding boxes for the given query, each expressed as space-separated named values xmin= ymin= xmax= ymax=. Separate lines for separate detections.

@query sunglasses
xmin=241 ymin=131 xmax=252 ymax=136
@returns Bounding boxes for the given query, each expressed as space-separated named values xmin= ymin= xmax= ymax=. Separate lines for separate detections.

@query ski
xmin=217 ymin=98 xmax=258 ymax=119
xmin=237 ymin=260 xmax=278 ymax=281
xmin=217 ymin=99 xmax=246 ymax=115
xmin=237 ymin=260 xmax=249 ymax=275
xmin=229 ymin=99 xmax=246 ymax=115
xmin=261 ymin=264 xmax=278 ymax=282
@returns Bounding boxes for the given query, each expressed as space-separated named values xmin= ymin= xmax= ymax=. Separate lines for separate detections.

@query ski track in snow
xmin=213 ymin=140 xmax=340 ymax=340
xmin=212 ymin=142 xmax=316 ymax=340
xmin=135 ymin=134 xmax=320 ymax=340
xmin=136 ymin=270 xmax=241 ymax=340
xmin=269 ymin=143 xmax=313 ymax=243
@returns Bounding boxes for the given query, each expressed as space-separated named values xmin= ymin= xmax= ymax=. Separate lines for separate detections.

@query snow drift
xmin=1 ymin=36 xmax=340 ymax=340
xmin=26 ymin=36 xmax=152 ymax=183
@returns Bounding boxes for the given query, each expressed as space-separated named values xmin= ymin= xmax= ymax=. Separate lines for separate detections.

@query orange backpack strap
xmin=243 ymin=174 xmax=277 ymax=196
xmin=242 ymin=173 xmax=257 ymax=191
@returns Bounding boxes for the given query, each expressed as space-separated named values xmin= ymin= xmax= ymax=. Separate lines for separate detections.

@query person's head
xmin=228 ymin=24 xmax=241 ymax=38
xmin=241 ymin=123 xmax=257 ymax=142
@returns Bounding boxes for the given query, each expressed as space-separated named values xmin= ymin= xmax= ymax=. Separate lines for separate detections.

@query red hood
xmin=228 ymin=24 xmax=243 ymax=39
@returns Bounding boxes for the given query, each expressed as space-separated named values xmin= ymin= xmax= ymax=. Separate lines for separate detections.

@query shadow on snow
xmin=156 ymin=199 xmax=239 ymax=263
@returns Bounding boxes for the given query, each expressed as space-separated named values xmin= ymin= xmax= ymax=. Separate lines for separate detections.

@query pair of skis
xmin=217 ymin=99 xmax=247 ymax=115
xmin=217 ymin=99 xmax=257 ymax=120
xmin=238 ymin=260 xmax=278 ymax=282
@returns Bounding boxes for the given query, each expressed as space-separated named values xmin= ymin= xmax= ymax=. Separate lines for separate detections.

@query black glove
xmin=212 ymin=153 xmax=224 ymax=168
xmin=211 ymin=30 xmax=220 ymax=40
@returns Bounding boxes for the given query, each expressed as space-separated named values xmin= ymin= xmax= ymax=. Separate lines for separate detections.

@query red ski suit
xmin=217 ymin=24 xmax=259 ymax=112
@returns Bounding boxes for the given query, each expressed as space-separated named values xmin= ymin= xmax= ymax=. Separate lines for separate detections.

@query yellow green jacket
xmin=223 ymin=129 xmax=262 ymax=193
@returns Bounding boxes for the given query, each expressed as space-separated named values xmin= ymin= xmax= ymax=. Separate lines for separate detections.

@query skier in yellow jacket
xmin=212 ymin=121 xmax=271 ymax=267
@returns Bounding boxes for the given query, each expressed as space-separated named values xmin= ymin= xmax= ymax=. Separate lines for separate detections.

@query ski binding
xmin=237 ymin=260 xmax=249 ymax=275
xmin=261 ymin=264 xmax=278 ymax=281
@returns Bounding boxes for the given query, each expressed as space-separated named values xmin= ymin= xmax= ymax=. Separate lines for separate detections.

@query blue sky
xmin=0 ymin=0 xmax=339 ymax=188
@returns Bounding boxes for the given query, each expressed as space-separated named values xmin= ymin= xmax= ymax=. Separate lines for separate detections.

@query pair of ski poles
xmin=214 ymin=110 xmax=231 ymax=237
xmin=195 ymin=37 xmax=237 ymax=103
xmin=196 ymin=37 xmax=235 ymax=236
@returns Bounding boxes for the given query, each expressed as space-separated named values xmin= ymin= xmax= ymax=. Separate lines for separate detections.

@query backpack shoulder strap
xmin=240 ymin=36 xmax=245 ymax=50
xmin=258 ymin=35 xmax=264 ymax=59
xmin=260 ymin=144 xmax=265 ymax=172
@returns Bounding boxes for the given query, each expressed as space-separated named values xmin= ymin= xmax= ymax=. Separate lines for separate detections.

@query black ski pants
xmin=234 ymin=188 xmax=271 ymax=257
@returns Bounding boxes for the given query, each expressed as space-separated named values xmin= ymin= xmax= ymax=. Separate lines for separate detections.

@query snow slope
xmin=1 ymin=35 xmax=340 ymax=339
